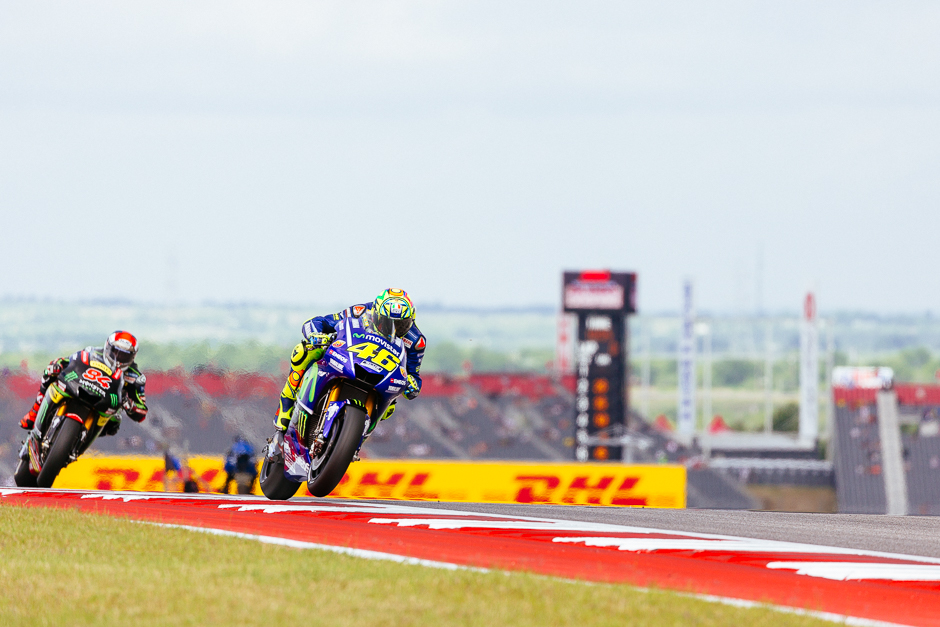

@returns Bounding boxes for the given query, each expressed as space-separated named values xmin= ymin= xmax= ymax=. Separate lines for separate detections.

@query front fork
xmin=19 ymin=384 xmax=87 ymax=474
xmin=19 ymin=385 xmax=59 ymax=462
xmin=32 ymin=384 xmax=61 ymax=437
xmin=287 ymin=381 xmax=375 ymax=459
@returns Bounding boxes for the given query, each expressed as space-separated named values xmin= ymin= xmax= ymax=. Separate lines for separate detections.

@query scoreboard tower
xmin=563 ymin=270 xmax=637 ymax=462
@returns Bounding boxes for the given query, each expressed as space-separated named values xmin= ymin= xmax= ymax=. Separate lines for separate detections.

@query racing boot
xmin=19 ymin=412 xmax=35 ymax=430
xmin=19 ymin=392 xmax=43 ymax=430
xmin=274 ymin=400 xmax=293 ymax=432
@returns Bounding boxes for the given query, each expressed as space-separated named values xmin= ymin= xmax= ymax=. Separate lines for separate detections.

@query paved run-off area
xmin=3 ymin=489 xmax=940 ymax=626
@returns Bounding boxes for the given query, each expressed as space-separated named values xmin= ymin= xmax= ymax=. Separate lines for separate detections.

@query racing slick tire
xmin=13 ymin=457 xmax=37 ymax=488
xmin=260 ymin=444 xmax=302 ymax=501
xmin=36 ymin=419 xmax=83 ymax=488
xmin=307 ymin=405 xmax=367 ymax=498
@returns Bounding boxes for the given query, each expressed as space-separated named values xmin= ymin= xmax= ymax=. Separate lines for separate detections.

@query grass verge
xmin=0 ymin=505 xmax=833 ymax=626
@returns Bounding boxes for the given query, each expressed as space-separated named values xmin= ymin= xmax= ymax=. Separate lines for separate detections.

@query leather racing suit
xmin=275 ymin=303 xmax=426 ymax=431
xmin=20 ymin=347 xmax=148 ymax=435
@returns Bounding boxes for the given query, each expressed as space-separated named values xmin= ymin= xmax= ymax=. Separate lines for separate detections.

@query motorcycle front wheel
xmin=307 ymin=405 xmax=366 ymax=498
xmin=13 ymin=457 xmax=37 ymax=487
xmin=36 ymin=418 xmax=84 ymax=488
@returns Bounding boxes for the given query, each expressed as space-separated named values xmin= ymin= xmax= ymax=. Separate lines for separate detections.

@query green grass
xmin=0 ymin=506 xmax=833 ymax=627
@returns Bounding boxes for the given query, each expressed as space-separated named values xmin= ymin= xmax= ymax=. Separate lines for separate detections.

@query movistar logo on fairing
xmin=352 ymin=333 xmax=395 ymax=351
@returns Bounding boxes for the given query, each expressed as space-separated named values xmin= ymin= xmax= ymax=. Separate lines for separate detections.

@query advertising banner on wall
xmin=53 ymin=456 xmax=686 ymax=508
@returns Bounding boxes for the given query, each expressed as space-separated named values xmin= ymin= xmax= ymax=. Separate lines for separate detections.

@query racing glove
xmin=41 ymin=359 xmax=65 ymax=387
xmin=404 ymin=375 xmax=421 ymax=400
xmin=305 ymin=333 xmax=335 ymax=349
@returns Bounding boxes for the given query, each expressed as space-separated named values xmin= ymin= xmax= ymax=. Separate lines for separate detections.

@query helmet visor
xmin=374 ymin=313 xmax=414 ymax=340
xmin=106 ymin=344 xmax=136 ymax=368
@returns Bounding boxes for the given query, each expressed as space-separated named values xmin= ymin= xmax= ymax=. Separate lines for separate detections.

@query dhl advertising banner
xmin=54 ymin=456 xmax=686 ymax=508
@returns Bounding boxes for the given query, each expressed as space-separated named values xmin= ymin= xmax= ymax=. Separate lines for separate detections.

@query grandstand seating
xmin=833 ymin=384 xmax=940 ymax=515
xmin=0 ymin=368 xmax=755 ymax=508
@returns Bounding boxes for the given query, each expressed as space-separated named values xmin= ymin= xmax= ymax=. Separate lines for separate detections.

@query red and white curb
xmin=2 ymin=488 xmax=936 ymax=626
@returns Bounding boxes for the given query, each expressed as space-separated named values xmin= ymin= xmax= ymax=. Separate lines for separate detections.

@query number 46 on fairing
xmin=346 ymin=342 xmax=401 ymax=372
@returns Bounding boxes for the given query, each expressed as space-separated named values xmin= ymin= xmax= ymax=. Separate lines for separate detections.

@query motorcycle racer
xmin=274 ymin=288 xmax=426 ymax=432
xmin=19 ymin=330 xmax=148 ymax=436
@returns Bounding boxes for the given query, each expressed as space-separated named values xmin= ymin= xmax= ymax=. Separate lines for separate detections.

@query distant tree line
xmin=2 ymin=341 xmax=938 ymax=387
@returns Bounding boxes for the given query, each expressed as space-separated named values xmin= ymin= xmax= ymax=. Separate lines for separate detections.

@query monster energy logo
xmin=64 ymin=372 xmax=78 ymax=381
xmin=298 ymin=410 xmax=308 ymax=440
xmin=110 ymin=393 xmax=120 ymax=408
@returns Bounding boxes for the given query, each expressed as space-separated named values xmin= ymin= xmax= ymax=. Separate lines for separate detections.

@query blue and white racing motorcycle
xmin=259 ymin=320 xmax=410 ymax=500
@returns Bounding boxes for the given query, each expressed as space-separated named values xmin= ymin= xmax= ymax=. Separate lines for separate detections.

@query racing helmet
xmin=104 ymin=330 xmax=138 ymax=369
xmin=372 ymin=288 xmax=415 ymax=340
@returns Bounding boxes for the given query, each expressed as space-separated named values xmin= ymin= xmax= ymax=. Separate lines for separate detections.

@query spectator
xmin=222 ymin=436 xmax=258 ymax=495
xmin=163 ymin=449 xmax=183 ymax=492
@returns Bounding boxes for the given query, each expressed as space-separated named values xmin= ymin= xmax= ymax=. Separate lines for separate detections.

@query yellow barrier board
xmin=54 ymin=455 xmax=686 ymax=508
xmin=55 ymin=455 xmax=230 ymax=493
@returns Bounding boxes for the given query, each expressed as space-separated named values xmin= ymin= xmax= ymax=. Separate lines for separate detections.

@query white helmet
xmin=105 ymin=330 xmax=138 ymax=369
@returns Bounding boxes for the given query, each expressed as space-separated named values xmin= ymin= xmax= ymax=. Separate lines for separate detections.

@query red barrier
xmin=832 ymin=386 xmax=878 ymax=407
xmin=469 ymin=374 xmax=558 ymax=400
xmin=418 ymin=374 xmax=464 ymax=397
xmin=896 ymin=383 xmax=940 ymax=406
xmin=834 ymin=384 xmax=940 ymax=408
xmin=0 ymin=373 xmax=38 ymax=400
xmin=144 ymin=371 xmax=191 ymax=395
xmin=1 ymin=370 xmax=570 ymax=403
xmin=143 ymin=371 xmax=279 ymax=399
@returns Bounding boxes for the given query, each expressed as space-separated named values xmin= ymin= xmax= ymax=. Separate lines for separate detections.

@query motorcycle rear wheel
xmin=13 ymin=457 xmax=37 ymax=487
xmin=259 ymin=444 xmax=302 ymax=501
xmin=36 ymin=419 xmax=83 ymax=488
xmin=307 ymin=405 xmax=366 ymax=497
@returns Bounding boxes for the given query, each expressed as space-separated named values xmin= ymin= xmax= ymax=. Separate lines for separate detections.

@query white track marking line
xmin=80 ymin=494 xmax=164 ymax=502
xmin=217 ymin=503 xmax=449 ymax=515
xmin=767 ymin=561 xmax=940 ymax=581
xmin=365 ymin=515 xmax=940 ymax=566
xmin=142 ymin=520 xmax=911 ymax=627
xmin=551 ymin=536 xmax=910 ymax=557
xmin=8 ymin=488 xmax=940 ymax=572
xmin=1 ymin=488 xmax=219 ymax=502
xmin=368 ymin=517 xmax=630 ymax=532
xmin=0 ymin=489 xmax=918 ymax=626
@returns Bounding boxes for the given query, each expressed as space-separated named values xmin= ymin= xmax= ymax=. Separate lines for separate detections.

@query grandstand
xmin=833 ymin=384 xmax=940 ymax=515
xmin=0 ymin=368 xmax=753 ymax=508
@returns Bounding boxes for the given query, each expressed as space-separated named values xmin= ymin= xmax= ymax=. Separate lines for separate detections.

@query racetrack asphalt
xmin=324 ymin=499 xmax=940 ymax=559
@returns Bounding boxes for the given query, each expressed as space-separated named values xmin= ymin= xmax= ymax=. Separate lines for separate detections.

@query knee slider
xmin=288 ymin=370 xmax=303 ymax=389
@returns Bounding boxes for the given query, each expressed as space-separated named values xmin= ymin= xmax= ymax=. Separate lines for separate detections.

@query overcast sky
xmin=1 ymin=2 xmax=938 ymax=314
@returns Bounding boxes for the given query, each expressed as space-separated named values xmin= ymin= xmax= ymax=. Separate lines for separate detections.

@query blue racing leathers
xmin=302 ymin=302 xmax=426 ymax=387
xmin=274 ymin=303 xmax=426 ymax=430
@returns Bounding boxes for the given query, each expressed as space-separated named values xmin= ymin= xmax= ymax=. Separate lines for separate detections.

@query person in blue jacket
xmin=273 ymin=288 xmax=426 ymax=433
xmin=222 ymin=436 xmax=258 ymax=494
